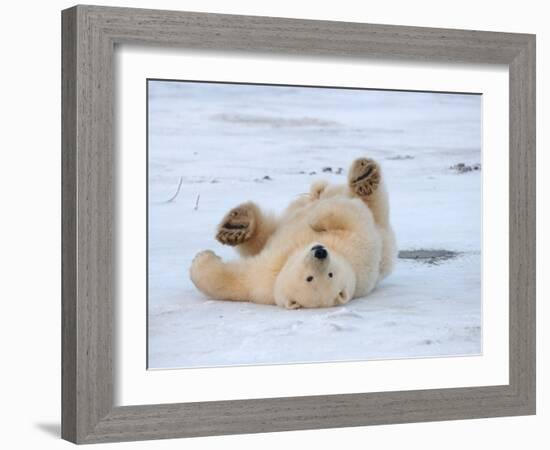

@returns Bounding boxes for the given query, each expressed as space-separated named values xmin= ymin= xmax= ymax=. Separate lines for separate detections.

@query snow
xmin=147 ymin=80 xmax=482 ymax=369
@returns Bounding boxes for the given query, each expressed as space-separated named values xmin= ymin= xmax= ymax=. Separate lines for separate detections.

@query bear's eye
xmin=328 ymin=272 xmax=333 ymax=278
xmin=306 ymin=276 xmax=313 ymax=282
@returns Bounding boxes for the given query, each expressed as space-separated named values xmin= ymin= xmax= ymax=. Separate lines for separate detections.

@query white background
xmin=0 ymin=0 xmax=546 ymax=449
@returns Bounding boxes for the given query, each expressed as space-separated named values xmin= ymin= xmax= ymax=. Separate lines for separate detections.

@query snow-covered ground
xmin=147 ymin=80 xmax=481 ymax=369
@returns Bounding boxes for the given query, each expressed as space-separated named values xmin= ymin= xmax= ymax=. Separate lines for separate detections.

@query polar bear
xmin=190 ymin=157 xmax=396 ymax=309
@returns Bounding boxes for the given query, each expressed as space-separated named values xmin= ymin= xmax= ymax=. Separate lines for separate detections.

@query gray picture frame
xmin=61 ymin=4 xmax=536 ymax=444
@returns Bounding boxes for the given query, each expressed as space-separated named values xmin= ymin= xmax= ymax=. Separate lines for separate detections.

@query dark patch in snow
xmin=449 ymin=162 xmax=481 ymax=173
xmin=398 ymin=249 xmax=460 ymax=264
xmin=309 ymin=171 xmax=317 ymax=175
xmin=421 ymin=338 xmax=441 ymax=345
xmin=321 ymin=166 xmax=344 ymax=174
xmin=254 ymin=175 xmax=273 ymax=182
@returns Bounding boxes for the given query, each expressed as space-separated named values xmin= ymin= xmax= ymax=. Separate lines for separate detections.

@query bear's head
xmin=274 ymin=243 xmax=356 ymax=309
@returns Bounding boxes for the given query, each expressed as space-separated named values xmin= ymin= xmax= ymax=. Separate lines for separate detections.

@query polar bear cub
xmin=190 ymin=157 xmax=396 ymax=309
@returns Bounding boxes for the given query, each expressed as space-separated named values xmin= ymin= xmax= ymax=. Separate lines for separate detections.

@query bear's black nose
xmin=312 ymin=245 xmax=328 ymax=260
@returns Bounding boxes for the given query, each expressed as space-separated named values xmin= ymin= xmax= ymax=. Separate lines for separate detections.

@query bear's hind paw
xmin=348 ymin=158 xmax=381 ymax=197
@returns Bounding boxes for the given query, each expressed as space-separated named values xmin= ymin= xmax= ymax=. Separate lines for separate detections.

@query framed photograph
xmin=61 ymin=5 xmax=536 ymax=444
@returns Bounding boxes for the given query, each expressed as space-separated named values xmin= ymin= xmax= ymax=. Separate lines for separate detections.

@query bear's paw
xmin=216 ymin=203 xmax=257 ymax=246
xmin=348 ymin=158 xmax=381 ymax=197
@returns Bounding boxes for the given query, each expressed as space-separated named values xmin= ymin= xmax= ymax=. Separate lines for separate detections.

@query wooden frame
xmin=62 ymin=4 xmax=536 ymax=444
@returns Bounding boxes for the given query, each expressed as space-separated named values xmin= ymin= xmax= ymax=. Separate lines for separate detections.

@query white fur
xmin=190 ymin=159 xmax=396 ymax=309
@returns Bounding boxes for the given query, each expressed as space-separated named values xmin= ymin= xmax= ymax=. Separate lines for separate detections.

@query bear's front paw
xmin=216 ymin=202 xmax=257 ymax=246
xmin=348 ymin=158 xmax=381 ymax=197
xmin=190 ymin=250 xmax=219 ymax=277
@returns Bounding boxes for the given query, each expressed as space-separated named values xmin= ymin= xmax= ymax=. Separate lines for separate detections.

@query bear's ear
xmin=336 ymin=289 xmax=350 ymax=305
xmin=310 ymin=180 xmax=329 ymax=200
xmin=285 ymin=298 xmax=302 ymax=309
